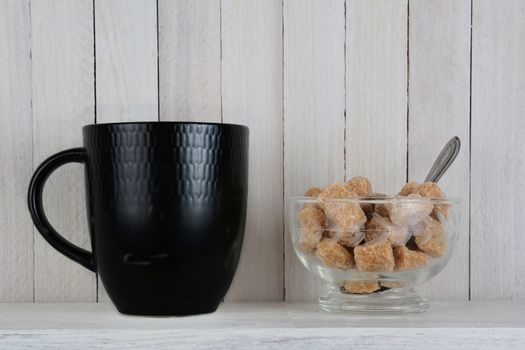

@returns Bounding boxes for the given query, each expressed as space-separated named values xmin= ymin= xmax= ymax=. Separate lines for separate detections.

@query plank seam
xmin=219 ymin=0 xmax=223 ymax=124
xmin=92 ymin=0 xmax=98 ymax=302
xmin=29 ymin=0 xmax=35 ymax=303
xmin=343 ymin=0 xmax=347 ymax=182
xmin=468 ymin=0 xmax=473 ymax=301
xmin=156 ymin=0 xmax=160 ymax=122
xmin=93 ymin=0 xmax=97 ymax=125
xmin=406 ymin=0 xmax=410 ymax=183
xmin=281 ymin=0 xmax=286 ymax=301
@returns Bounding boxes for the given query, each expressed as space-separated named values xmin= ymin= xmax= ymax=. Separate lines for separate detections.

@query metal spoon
xmin=424 ymin=136 xmax=461 ymax=183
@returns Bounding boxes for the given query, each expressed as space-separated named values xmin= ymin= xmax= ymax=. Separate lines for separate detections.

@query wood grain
xmin=158 ymin=0 xmax=221 ymax=122
xmin=95 ymin=0 xmax=158 ymax=122
xmin=1 ymin=301 xmax=524 ymax=329
xmin=0 ymin=302 xmax=524 ymax=349
xmin=94 ymin=0 xmax=158 ymax=302
xmin=409 ymin=0 xmax=471 ymax=300
xmin=283 ymin=0 xmax=346 ymax=301
xmin=346 ymin=0 xmax=408 ymax=194
xmin=31 ymin=0 xmax=96 ymax=302
xmin=471 ymin=0 xmax=525 ymax=299
xmin=221 ymin=0 xmax=283 ymax=301
xmin=2 ymin=328 xmax=523 ymax=350
xmin=0 ymin=0 xmax=33 ymax=302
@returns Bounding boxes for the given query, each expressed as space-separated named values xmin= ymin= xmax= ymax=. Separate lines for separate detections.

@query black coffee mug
xmin=28 ymin=122 xmax=248 ymax=316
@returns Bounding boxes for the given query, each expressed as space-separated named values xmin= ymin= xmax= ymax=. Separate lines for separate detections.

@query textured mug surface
xmin=28 ymin=122 xmax=249 ymax=316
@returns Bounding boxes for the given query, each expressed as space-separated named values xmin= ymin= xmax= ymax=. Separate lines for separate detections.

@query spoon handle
xmin=424 ymin=136 xmax=461 ymax=183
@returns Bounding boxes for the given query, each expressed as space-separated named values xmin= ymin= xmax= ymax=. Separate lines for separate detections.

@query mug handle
xmin=28 ymin=147 xmax=96 ymax=272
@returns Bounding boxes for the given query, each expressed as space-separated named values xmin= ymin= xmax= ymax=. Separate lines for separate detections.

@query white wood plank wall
xmin=283 ymin=0 xmax=346 ymax=301
xmin=409 ymin=0 xmax=471 ymax=300
xmin=31 ymin=0 xmax=96 ymax=302
xmin=158 ymin=0 xmax=221 ymax=122
xmin=471 ymin=0 xmax=525 ymax=300
xmin=0 ymin=0 xmax=33 ymax=302
xmin=221 ymin=0 xmax=284 ymax=301
xmin=0 ymin=0 xmax=523 ymax=302
xmin=346 ymin=0 xmax=407 ymax=194
xmin=94 ymin=0 xmax=159 ymax=302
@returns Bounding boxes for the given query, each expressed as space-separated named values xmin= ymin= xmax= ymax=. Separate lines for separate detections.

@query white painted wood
xmin=0 ymin=0 xmax=33 ymax=302
xmin=94 ymin=0 xmax=159 ymax=302
xmin=31 ymin=0 xmax=96 ymax=301
xmin=0 ymin=302 xmax=523 ymax=349
xmin=158 ymin=0 xmax=221 ymax=122
xmin=346 ymin=0 xmax=407 ymax=193
xmin=284 ymin=0 xmax=346 ymax=301
xmin=95 ymin=0 xmax=158 ymax=122
xmin=2 ymin=301 xmax=525 ymax=328
xmin=409 ymin=0 xmax=471 ymax=300
xmin=471 ymin=0 xmax=525 ymax=299
xmin=0 ymin=302 xmax=523 ymax=329
xmin=221 ymin=0 xmax=283 ymax=301
xmin=156 ymin=9 xmax=221 ymax=310
xmin=2 ymin=328 xmax=524 ymax=350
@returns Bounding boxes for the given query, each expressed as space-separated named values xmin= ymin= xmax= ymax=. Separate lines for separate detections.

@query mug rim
xmin=82 ymin=121 xmax=248 ymax=131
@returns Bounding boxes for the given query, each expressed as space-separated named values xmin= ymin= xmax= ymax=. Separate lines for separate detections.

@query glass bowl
xmin=289 ymin=196 xmax=460 ymax=314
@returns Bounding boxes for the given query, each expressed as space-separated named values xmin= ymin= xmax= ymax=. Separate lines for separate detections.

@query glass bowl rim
xmin=288 ymin=196 xmax=461 ymax=205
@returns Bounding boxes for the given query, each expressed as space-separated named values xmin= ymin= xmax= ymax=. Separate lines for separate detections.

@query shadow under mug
xmin=28 ymin=122 xmax=249 ymax=316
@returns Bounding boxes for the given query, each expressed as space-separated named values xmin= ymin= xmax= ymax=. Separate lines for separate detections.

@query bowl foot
xmin=319 ymin=285 xmax=429 ymax=314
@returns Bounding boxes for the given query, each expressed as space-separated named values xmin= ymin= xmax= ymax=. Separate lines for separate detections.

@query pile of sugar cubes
xmin=297 ymin=177 xmax=449 ymax=294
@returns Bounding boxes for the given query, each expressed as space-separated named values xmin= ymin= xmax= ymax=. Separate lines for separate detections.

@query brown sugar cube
xmin=361 ymin=192 xmax=387 ymax=218
xmin=430 ymin=203 xmax=452 ymax=222
xmin=305 ymin=187 xmax=323 ymax=197
xmin=328 ymin=231 xmax=363 ymax=247
xmin=298 ymin=206 xmax=326 ymax=229
xmin=354 ymin=238 xmax=395 ymax=272
xmin=343 ymin=280 xmax=380 ymax=294
xmin=393 ymin=246 xmax=429 ymax=271
xmin=316 ymin=239 xmax=354 ymax=269
xmin=399 ymin=182 xmax=420 ymax=196
xmin=364 ymin=214 xmax=409 ymax=246
xmin=374 ymin=194 xmax=392 ymax=217
xmin=385 ymin=224 xmax=409 ymax=246
xmin=361 ymin=203 xmax=374 ymax=217
xmin=364 ymin=215 xmax=388 ymax=242
xmin=299 ymin=228 xmax=324 ymax=253
xmin=319 ymin=182 xmax=353 ymax=199
xmin=414 ymin=217 xmax=446 ymax=257
xmin=432 ymin=203 xmax=451 ymax=220
xmin=319 ymin=183 xmax=367 ymax=232
xmin=375 ymin=203 xmax=390 ymax=217
xmin=416 ymin=182 xmax=450 ymax=219
xmin=387 ymin=193 xmax=433 ymax=226
xmin=416 ymin=181 xmax=444 ymax=198
xmin=337 ymin=232 xmax=362 ymax=247
xmin=344 ymin=176 xmax=372 ymax=197
xmin=330 ymin=203 xmax=367 ymax=232
xmin=381 ymin=280 xmax=404 ymax=289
